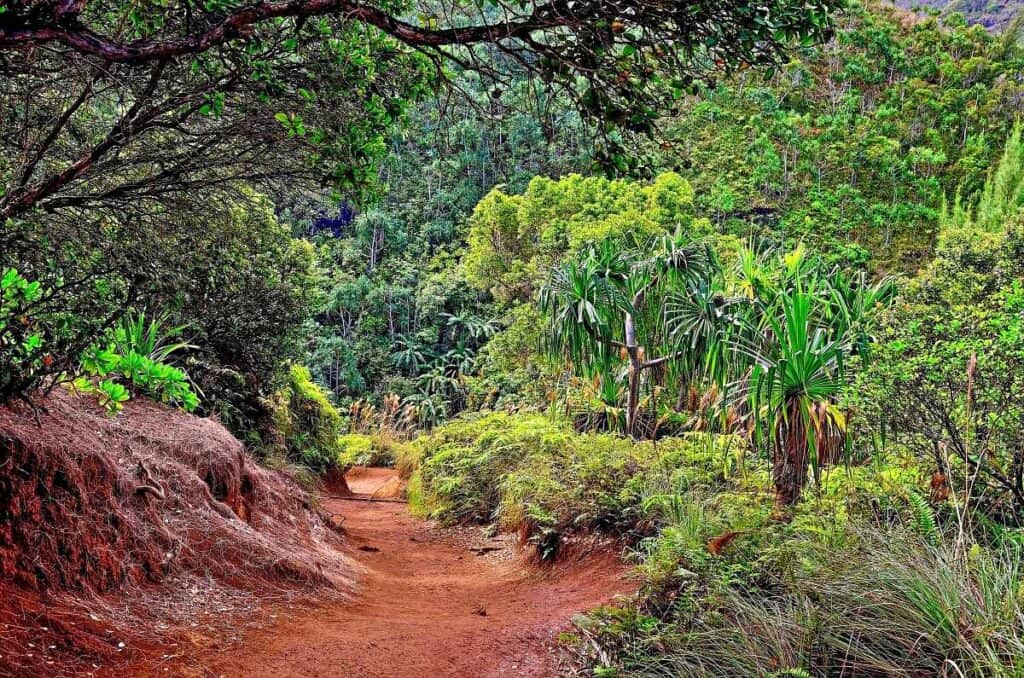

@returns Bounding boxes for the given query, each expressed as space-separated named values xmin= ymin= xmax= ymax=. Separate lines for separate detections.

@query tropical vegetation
xmin=3 ymin=0 xmax=1024 ymax=674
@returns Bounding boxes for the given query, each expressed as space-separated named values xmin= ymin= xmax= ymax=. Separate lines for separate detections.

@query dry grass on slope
xmin=0 ymin=389 xmax=358 ymax=677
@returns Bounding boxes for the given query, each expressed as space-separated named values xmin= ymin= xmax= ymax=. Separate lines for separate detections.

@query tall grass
xmin=575 ymin=527 xmax=1024 ymax=677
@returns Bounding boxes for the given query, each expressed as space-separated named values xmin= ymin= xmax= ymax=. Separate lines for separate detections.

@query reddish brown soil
xmin=178 ymin=467 xmax=633 ymax=677
xmin=0 ymin=390 xmax=355 ymax=677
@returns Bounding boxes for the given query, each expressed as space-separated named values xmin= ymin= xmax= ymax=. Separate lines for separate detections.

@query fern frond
xmin=908 ymin=490 xmax=939 ymax=546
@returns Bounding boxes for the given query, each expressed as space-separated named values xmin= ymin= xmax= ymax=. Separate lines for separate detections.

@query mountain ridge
xmin=892 ymin=0 xmax=1022 ymax=30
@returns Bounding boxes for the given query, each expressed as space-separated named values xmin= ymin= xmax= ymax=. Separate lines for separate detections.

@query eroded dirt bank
xmin=172 ymin=467 xmax=633 ymax=677
xmin=0 ymin=391 xmax=356 ymax=678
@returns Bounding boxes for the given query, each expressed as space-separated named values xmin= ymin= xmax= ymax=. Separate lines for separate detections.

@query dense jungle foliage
xmin=4 ymin=0 xmax=1024 ymax=674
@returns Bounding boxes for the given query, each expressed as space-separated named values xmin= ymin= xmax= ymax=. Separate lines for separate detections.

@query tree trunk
xmin=675 ymin=375 xmax=691 ymax=411
xmin=624 ymin=312 xmax=640 ymax=437
xmin=772 ymin=397 xmax=810 ymax=508
xmin=626 ymin=351 xmax=641 ymax=437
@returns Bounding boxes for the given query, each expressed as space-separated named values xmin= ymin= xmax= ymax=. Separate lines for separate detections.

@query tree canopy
xmin=0 ymin=0 xmax=843 ymax=226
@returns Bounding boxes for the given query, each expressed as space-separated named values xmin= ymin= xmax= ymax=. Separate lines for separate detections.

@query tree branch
xmin=0 ymin=59 xmax=169 ymax=219
xmin=641 ymin=350 xmax=687 ymax=370
xmin=0 ymin=0 xmax=568 ymax=63
xmin=16 ymin=69 xmax=98 ymax=188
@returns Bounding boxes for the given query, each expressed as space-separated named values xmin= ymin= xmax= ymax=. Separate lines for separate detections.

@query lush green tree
xmin=466 ymin=172 xmax=709 ymax=302
xmin=859 ymin=123 xmax=1024 ymax=523
xmin=641 ymin=2 xmax=1024 ymax=270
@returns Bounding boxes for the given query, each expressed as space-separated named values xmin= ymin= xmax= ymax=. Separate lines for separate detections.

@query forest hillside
xmin=894 ymin=0 xmax=1022 ymax=29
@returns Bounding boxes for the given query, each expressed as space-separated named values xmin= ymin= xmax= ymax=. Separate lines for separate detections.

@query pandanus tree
xmin=664 ymin=274 xmax=752 ymax=414
xmin=744 ymin=252 xmax=896 ymax=507
xmin=540 ymin=234 xmax=716 ymax=437
xmin=748 ymin=288 xmax=852 ymax=507
xmin=541 ymin=233 xmax=894 ymax=505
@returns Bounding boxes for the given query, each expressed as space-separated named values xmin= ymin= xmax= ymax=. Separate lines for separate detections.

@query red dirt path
xmin=183 ymin=468 xmax=633 ymax=677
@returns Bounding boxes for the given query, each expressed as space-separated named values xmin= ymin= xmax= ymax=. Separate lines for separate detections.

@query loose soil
xmin=0 ymin=390 xmax=355 ymax=678
xmin=171 ymin=467 xmax=633 ymax=677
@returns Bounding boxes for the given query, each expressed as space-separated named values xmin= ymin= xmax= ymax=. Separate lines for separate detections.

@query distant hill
xmin=892 ymin=0 xmax=1022 ymax=31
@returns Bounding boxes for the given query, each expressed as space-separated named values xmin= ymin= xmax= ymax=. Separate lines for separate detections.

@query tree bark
xmin=675 ymin=375 xmax=691 ymax=411
xmin=624 ymin=312 xmax=641 ymax=437
xmin=0 ymin=1 xmax=569 ymax=63
xmin=772 ymin=397 xmax=809 ymax=508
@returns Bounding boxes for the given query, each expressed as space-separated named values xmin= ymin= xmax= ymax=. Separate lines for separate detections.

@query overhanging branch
xmin=0 ymin=0 xmax=569 ymax=63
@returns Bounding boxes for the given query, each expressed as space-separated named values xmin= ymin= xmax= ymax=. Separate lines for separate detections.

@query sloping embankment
xmin=0 ymin=389 xmax=357 ymax=677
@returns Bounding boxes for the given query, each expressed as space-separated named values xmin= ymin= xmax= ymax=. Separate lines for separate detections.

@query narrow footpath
xmin=190 ymin=468 xmax=631 ymax=677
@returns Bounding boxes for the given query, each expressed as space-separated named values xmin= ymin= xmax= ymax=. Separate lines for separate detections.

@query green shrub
xmin=1 ymin=192 xmax=317 ymax=434
xmin=0 ymin=266 xmax=125 ymax=404
xmin=0 ymin=277 xmax=201 ymax=414
xmin=410 ymin=412 xmax=741 ymax=554
xmin=0 ymin=268 xmax=49 ymax=401
xmin=409 ymin=412 xmax=977 ymax=676
xmin=73 ymin=311 xmax=200 ymax=414
xmin=0 ymin=213 xmax=158 ymax=406
xmin=857 ymin=125 xmax=1024 ymax=524
xmin=268 ymin=364 xmax=344 ymax=472
xmin=75 ymin=347 xmax=199 ymax=414
xmin=335 ymin=433 xmax=412 ymax=468
xmin=336 ymin=434 xmax=375 ymax=468
xmin=146 ymin=192 xmax=319 ymax=444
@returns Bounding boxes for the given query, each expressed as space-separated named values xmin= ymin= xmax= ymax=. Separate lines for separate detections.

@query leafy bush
xmin=74 ymin=312 xmax=199 ymax=414
xmin=143 ymin=192 xmax=319 ymax=443
xmin=336 ymin=433 xmax=412 ymax=469
xmin=536 ymin=424 xmax=1014 ymax=677
xmin=408 ymin=412 xmax=992 ymax=676
xmin=76 ymin=348 xmax=198 ymax=415
xmin=0 ymin=265 xmax=129 ymax=404
xmin=0 ymin=268 xmax=48 ymax=401
xmin=336 ymin=434 xmax=375 ymax=468
xmin=267 ymin=364 xmax=345 ymax=472
xmin=0 ymin=266 xmax=199 ymax=415
xmin=0 ymin=212 xmax=162 ymax=406
xmin=858 ymin=124 xmax=1024 ymax=524
xmin=410 ymin=411 xmax=742 ymax=555
xmin=0 ymin=191 xmax=318 ymax=443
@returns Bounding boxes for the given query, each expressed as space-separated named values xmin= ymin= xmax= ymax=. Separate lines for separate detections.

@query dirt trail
xmin=188 ymin=467 xmax=631 ymax=677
